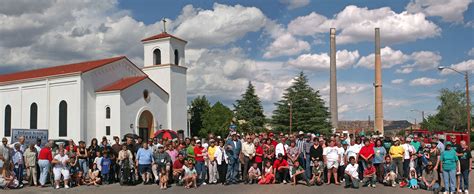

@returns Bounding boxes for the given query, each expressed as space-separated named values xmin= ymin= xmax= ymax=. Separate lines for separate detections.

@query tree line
xmin=189 ymin=72 xmax=332 ymax=137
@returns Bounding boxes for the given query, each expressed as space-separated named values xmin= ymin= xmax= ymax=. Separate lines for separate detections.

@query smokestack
xmin=330 ymin=28 xmax=338 ymax=130
xmin=374 ymin=28 xmax=384 ymax=134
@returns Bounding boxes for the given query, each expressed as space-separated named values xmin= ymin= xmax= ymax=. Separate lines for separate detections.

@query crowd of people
xmin=0 ymin=131 xmax=471 ymax=194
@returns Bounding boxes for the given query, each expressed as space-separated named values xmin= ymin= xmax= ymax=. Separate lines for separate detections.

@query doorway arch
xmin=138 ymin=110 xmax=154 ymax=141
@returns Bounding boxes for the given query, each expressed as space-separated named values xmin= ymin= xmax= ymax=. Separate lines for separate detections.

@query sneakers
xmin=201 ymin=182 xmax=207 ymax=185
xmin=371 ymin=184 xmax=376 ymax=188
xmin=283 ymin=180 xmax=287 ymax=184
xmin=465 ymin=190 xmax=469 ymax=194
xmin=65 ymin=185 xmax=70 ymax=189
xmin=55 ymin=185 xmax=60 ymax=189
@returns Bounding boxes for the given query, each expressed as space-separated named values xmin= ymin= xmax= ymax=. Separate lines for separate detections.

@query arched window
xmin=153 ymin=49 xmax=161 ymax=65
xmin=106 ymin=107 xmax=111 ymax=119
xmin=30 ymin=103 xmax=38 ymax=129
xmin=174 ymin=49 xmax=179 ymax=65
xmin=59 ymin=100 xmax=67 ymax=137
xmin=4 ymin=105 xmax=11 ymax=137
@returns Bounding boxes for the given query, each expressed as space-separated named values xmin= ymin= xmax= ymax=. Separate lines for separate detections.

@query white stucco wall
xmin=81 ymin=58 xmax=145 ymax=141
xmin=143 ymin=38 xmax=186 ymax=66
xmin=0 ymin=75 xmax=82 ymax=141
xmin=120 ymin=78 xmax=168 ymax=137
xmin=95 ymin=92 xmax=121 ymax=140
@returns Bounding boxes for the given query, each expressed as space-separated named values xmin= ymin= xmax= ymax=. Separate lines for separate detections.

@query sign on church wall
xmin=12 ymin=128 xmax=49 ymax=147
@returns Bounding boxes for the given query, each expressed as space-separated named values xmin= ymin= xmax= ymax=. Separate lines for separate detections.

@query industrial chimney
xmin=374 ymin=28 xmax=384 ymax=134
xmin=330 ymin=28 xmax=338 ymax=130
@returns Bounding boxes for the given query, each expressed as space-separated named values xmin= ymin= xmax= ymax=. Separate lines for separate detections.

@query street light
xmin=288 ymin=101 xmax=292 ymax=134
xmin=438 ymin=66 xmax=471 ymax=145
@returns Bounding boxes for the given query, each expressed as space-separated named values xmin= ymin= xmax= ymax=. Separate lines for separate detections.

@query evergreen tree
xmin=233 ymin=82 xmax=266 ymax=133
xmin=272 ymin=72 xmax=331 ymax=134
xmin=190 ymin=96 xmax=211 ymax=136
xmin=201 ymin=101 xmax=234 ymax=137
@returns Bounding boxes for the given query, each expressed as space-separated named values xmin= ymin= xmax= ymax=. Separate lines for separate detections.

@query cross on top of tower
xmin=162 ymin=18 xmax=167 ymax=33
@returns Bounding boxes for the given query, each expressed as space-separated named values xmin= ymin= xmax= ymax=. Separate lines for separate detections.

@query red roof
xmin=96 ymin=76 xmax=148 ymax=92
xmin=141 ymin=32 xmax=187 ymax=43
xmin=0 ymin=56 xmax=126 ymax=84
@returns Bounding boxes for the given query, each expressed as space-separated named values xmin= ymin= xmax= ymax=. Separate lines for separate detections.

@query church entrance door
xmin=138 ymin=110 xmax=154 ymax=141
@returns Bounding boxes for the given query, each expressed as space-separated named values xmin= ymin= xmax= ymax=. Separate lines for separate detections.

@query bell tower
xmin=141 ymin=19 xmax=188 ymax=136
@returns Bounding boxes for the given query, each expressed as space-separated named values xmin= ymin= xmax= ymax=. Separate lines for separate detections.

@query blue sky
xmin=0 ymin=0 xmax=473 ymax=122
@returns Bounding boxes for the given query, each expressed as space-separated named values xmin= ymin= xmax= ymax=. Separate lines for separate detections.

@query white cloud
xmin=287 ymin=5 xmax=441 ymax=45
xmin=280 ymin=0 xmax=310 ymax=9
xmin=356 ymin=47 xmax=441 ymax=73
xmin=287 ymin=50 xmax=360 ymax=70
xmin=263 ymin=33 xmax=310 ymax=58
xmin=440 ymin=59 xmax=474 ymax=75
xmin=174 ymin=3 xmax=267 ymax=48
xmin=406 ymin=0 xmax=472 ymax=22
xmin=410 ymin=77 xmax=446 ymax=86
xmin=356 ymin=47 xmax=409 ymax=69
xmin=288 ymin=12 xmax=327 ymax=36
xmin=320 ymin=83 xmax=370 ymax=95
xmin=468 ymin=48 xmax=474 ymax=56
xmin=339 ymin=104 xmax=350 ymax=113
xmin=391 ymin=79 xmax=405 ymax=84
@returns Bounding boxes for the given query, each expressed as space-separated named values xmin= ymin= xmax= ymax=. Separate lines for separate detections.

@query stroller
xmin=119 ymin=159 xmax=136 ymax=186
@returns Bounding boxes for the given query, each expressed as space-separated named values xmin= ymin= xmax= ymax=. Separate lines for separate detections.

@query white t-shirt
xmin=53 ymin=154 xmax=69 ymax=169
xmin=94 ymin=156 xmax=103 ymax=171
xmin=345 ymin=163 xmax=359 ymax=178
xmin=275 ymin=143 xmax=288 ymax=157
xmin=337 ymin=147 xmax=345 ymax=165
xmin=402 ymin=144 xmax=414 ymax=159
xmin=345 ymin=145 xmax=360 ymax=159
xmin=323 ymin=146 xmax=339 ymax=161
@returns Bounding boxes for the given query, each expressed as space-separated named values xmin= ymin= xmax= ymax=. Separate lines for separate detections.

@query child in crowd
xmin=344 ymin=156 xmax=359 ymax=189
xmin=183 ymin=161 xmax=197 ymax=189
xmin=382 ymin=156 xmax=397 ymax=187
xmin=86 ymin=163 xmax=101 ymax=186
xmin=259 ymin=161 xmax=274 ymax=184
xmin=408 ymin=169 xmax=418 ymax=190
xmin=362 ymin=161 xmax=376 ymax=188
xmin=290 ymin=161 xmax=309 ymax=186
xmin=94 ymin=151 xmax=103 ymax=172
xmin=310 ymin=158 xmax=323 ymax=186
xmin=159 ymin=167 xmax=168 ymax=190
xmin=101 ymin=151 xmax=111 ymax=184
xmin=248 ymin=163 xmax=261 ymax=184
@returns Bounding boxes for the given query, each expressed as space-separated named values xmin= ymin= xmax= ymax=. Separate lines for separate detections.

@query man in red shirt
xmin=273 ymin=153 xmax=290 ymax=184
xmin=358 ymin=139 xmax=375 ymax=170
xmin=362 ymin=161 xmax=376 ymax=187
xmin=193 ymin=140 xmax=205 ymax=184
xmin=173 ymin=153 xmax=185 ymax=183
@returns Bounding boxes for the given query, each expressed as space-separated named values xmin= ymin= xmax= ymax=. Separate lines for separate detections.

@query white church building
xmin=0 ymin=31 xmax=188 ymax=142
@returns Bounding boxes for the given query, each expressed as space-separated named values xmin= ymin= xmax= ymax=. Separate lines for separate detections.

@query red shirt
xmin=271 ymin=140 xmax=278 ymax=148
xmin=255 ymin=145 xmax=263 ymax=163
xmin=359 ymin=145 xmax=375 ymax=160
xmin=273 ymin=159 xmax=289 ymax=169
xmin=173 ymin=159 xmax=184 ymax=169
xmin=194 ymin=146 xmax=204 ymax=162
xmin=66 ymin=145 xmax=77 ymax=152
xmin=363 ymin=166 xmax=376 ymax=176
xmin=38 ymin=147 xmax=53 ymax=161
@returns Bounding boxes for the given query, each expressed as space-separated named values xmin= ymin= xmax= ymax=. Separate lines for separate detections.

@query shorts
xmin=326 ymin=160 xmax=338 ymax=169
xmin=53 ymin=167 xmax=70 ymax=181
xmin=138 ymin=164 xmax=152 ymax=174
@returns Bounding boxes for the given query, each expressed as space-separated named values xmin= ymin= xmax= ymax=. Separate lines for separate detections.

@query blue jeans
xmin=226 ymin=158 xmax=239 ymax=183
xmin=38 ymin=160 xmax=50 ymax=186
xmin=13 ymin=165 xmax=24 ymax=185
xmin=460 ymin=169 xmax=469 ymax=191
xmin=195 ymin=161 xmax=205 ymax=183
xmin=442 ymin=169 xmax=456 ymax=192
xmin=78 ymin=159 xmax=89 ymax=178
xmin=305 ymin=155 xmax=311 ymax=178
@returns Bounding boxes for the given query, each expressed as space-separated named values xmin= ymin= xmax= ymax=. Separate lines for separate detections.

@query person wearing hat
xmin=420 ymin=161 xmax=440 ymax=192
xmin=389 ymin=137 xmax=404 ymax=181
xmin=207 ymin=139 xmax=218 ymax=184
xmin=273 ymin=153 xmax=290 ymax=184
xmin=440 ymin=141 xmax=460 ymax=193
xmin=225 ymin=132 xmax=241 ymax=185
xmin=152 ymin=144 xmax=171 ymax=185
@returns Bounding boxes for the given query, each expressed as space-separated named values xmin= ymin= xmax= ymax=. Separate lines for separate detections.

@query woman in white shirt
xmin=323 ymin=140 xmax=341 ymax=185
xmin=52 ymin=146 xmax=70 ymax=189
